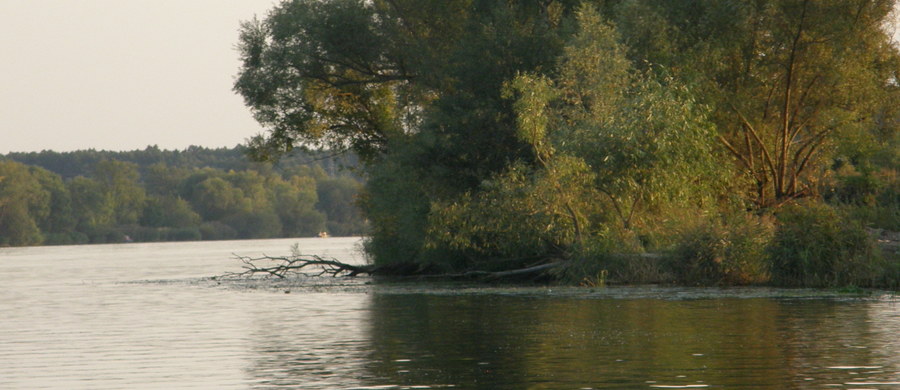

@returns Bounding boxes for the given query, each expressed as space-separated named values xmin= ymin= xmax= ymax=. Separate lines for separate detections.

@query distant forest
xmin=0 ymin=146 xmax=366 ymax=246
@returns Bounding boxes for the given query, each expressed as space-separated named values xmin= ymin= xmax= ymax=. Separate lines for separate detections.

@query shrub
xmin=669 ymin=214 xmax=774 ymax=285
xmin=225 ymin=210 xmax=282 ymax=239
xmin=43 ymin=232 xmax=88 ymax=245
xmin=199 ymin=221 xmax=237 ymax=241
xmin=165 ymin=227 xmax=202 ymax=241
xmin=555 ymin=229 xmax=668 ymax=285
xmin=769 ymin=201 xmax=882 ymax=288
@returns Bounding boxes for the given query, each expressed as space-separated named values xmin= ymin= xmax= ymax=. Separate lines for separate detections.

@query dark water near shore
xmin=1 ymin=238 xmax=898 ymax=389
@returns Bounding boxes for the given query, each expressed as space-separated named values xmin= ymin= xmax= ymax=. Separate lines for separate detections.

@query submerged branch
xmin=220 ymin=253 xmax=569 ymax=282
xmin=222 ymin=253 xmax=374 ymax=279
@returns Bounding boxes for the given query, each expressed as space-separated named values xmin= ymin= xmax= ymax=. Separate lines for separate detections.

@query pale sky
xmin=0 ymin=0 xmax=277 ymax=154
xmin=1 ymin=1 xmax=899 ymax=154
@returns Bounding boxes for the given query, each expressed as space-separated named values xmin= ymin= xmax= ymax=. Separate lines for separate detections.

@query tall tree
xmin=29 ymin=166 xmax=75 ymax=236
xmin=427 ymin=5 xmax=726 ymax=262
xmin=92 ymin=160 xmax=146 ymax=224
xmin=68 ymin=176 xmax=114 ymax=232
xmin=615 ymin=0 xmax=900 ymax=208
xmin=236 ymin=0 xmax=580 ymax=264
xmin=0 ymin=161 xmax=50 ymax=246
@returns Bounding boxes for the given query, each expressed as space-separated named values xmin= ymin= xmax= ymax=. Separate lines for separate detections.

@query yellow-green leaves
xmin=503 ymin=73 xmax=556 ymax=160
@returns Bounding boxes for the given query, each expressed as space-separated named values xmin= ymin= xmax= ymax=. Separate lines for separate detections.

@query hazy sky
xmin=0 ymin=0 xmax=276 ymax=153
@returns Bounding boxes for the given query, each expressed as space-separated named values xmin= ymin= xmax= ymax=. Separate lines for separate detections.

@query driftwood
xmin=220 ymin=250 xmax=669 ymax=283
xmin=222 ymin=253 xmax=374 ymax=279
xmin=221 ymin=253 xmax=567 ymax=281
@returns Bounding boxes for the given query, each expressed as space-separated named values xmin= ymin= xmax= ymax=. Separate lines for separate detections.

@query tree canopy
xmin=235 ymin=0 xmax=899 ymax=278
xmin=0 ymin=147 xmax=366 ymax=246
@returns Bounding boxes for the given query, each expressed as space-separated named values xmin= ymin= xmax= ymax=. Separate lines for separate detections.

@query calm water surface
xmin=1 ymin=238 xmax=898 ymax=389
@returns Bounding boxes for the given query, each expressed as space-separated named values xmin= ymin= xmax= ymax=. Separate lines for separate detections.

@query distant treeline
xmin=0 ymin=146 xmax=366 ymax=246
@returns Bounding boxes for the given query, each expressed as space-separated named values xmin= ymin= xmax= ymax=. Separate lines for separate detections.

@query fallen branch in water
xmin=222 ymin=253 xmax=375 ymax=279
xmin=219 ymin=253 xmax=566 ymax=281
xmin=219 ymin=251 xmax=668 ymax=282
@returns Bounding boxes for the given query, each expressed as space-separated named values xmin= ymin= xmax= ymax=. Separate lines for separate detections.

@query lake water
xmin=1 ymin=238 xmax=898 ymax=389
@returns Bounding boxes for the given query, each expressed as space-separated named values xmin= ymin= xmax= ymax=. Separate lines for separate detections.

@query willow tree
xmin=615 ymin=0 xmax=900 ymax=208
xmin=234 ymin=0 xmax=476 ymax=161
xmin=427 ymin=5 xmax=727 ymax=265
xmin=236 ymin=0 xmax=580 ymax=265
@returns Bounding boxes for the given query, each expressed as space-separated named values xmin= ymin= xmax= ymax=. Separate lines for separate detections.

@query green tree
xmin=272 ymin=175 xmax=326 ymax=236
xmin=29 ymin=166 xmax=75 ymax=237
xmin=67 ymin=176 xmax=114 ymax=232
xmin=140 ymin=195 xmax=201 ymax=228
xmin=223 ymin=169 xmax=272 ymax=212
xmin=237 ymin=0 xmax=580 ymax=265
xmin=427 ymin=5 xmax=727 ymax=264
xmin=92 ymin=160 xmax=146 ymax=224
xmin=225 ymin=209 xmax=283 ymax=239
xmin=144 ymin=163 xmax=190 ymax=197
xmin=0 ymin=161 xmax=50 ymax=246
xmin=190 ymin=177 xmax=251 ymax=221
xmin=235 ymin=0 xmax=419 ymax=161
xmin=316 ymin=176 xmax=366 ymax=236
xmin=614 ymin=0 xmax=900 ymax=208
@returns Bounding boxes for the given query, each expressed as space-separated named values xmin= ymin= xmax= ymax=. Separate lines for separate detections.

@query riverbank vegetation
xmin=233 ymin=0 xmax=898 ymax=288
xmin=0 ymin=146 xmax=366 ymax=246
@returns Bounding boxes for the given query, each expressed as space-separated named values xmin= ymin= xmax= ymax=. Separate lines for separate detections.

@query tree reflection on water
xmin=361 ymin=294 xmax=898 ymax=389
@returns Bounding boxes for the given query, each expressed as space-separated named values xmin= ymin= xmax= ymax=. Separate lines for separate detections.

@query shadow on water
xmin=4 ymin=239 xmax=896 ymax=389
xmin=359 ymin=294 xmax=899 ymax=389
xmin=235 ymin=280 xmax=899 ymax=389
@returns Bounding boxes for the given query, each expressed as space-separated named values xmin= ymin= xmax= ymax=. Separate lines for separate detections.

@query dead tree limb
xmin=221 ymin=253 xmax=375 ymax=279
xmin=219 ymin=253 xmax=567 ymax=281
xmin=219 ymin=252 xmax=667 ymax=282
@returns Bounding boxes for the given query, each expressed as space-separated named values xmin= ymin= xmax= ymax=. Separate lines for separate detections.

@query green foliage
xmin=425 ymin=5 xmax=728 ymax=268
xmin=225 ymin=209 xmax=283 ymax=239
xmin=5 ymin=146 xmax=359 ymax=181
xmin=235 ymin=0 xmax=414 ymax=160
xmin=670 ymin=214 xmax=774 ymax=286
xmin=272 ymin=175 xmax=325 ymax=236
xmin=0 ymin=161 xmax=50 ymax=246
xmin=144 ymin=163 xmax=190 ymax=196
xmin=552 ymin=230 xmax=655 ymax=285
xmin=427 ymin=160 xmax=594 ymax=267
xmin=92 ymin=160 xmax=146 ymax=225
xmin=67 ymin=176 xmax=114 ymax=233
xmin=199 ymin=221 xmax=238 ymax=241
xmin=141 ymin=196 xmax=201 ymax=228
xmin=0 ymin=147 xmax=366 ymax=246
xmin=360 ymin=146 xmax=432 ymax=265
xmin=30 ymin=166 xmax=75 ymax=235
xmin=614 ymin=0 xmax=900 ymax=208
xmin=165 ymin=227 xmax=203 ymax=242
xmin=769 ymin=201 xmax=883 ymax=287
xmin=230 ymin=0 xmax=899 ymax=288
xmin=316 ymin=177 xmax=366 ymax=236
xmin=190 ymin=177 xmax=251 ymax=221
xmin=827 ymin=166 xmax=900 ymax=231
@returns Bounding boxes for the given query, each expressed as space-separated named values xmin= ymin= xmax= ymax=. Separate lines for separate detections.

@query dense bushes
xmin=669 ymin=215 xmax=774 ymax=286
xmin=559 ymin=200 xmax=897 ymax=288
xmin=769 ymin=203 xmax=884 ymax=288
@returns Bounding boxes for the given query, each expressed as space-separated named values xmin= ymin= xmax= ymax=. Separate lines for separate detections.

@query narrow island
xmin=228 ymin=1 xmax=899 ymax=289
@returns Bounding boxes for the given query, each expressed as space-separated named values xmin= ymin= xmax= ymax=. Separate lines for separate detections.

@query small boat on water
xmin=317 ymin=231 xmax=330 ymax=238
